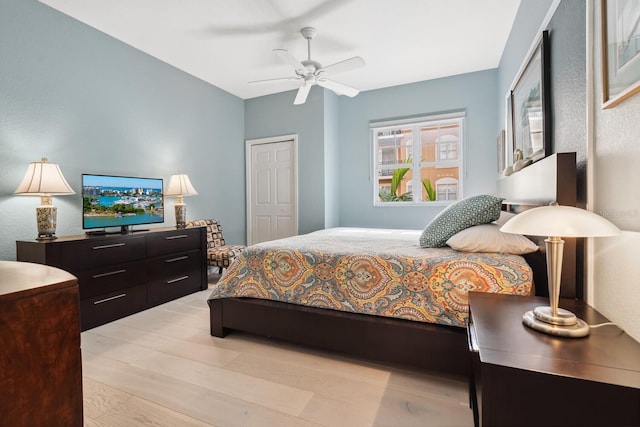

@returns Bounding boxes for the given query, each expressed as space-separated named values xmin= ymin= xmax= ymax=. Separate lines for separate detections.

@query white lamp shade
xmin=165 ymin=174 xmax=198 ymax=197
xmin=500 ymin=205 xmax=620 ymax=237
xmin=15 ymin=158 xmax=75 ymax=196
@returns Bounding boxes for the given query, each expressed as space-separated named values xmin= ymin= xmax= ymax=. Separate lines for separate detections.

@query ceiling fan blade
xmin=317 ymin=79 xmax=359 ymax=97
xmin=274 ymin=49 xmax=306 ymax=73
xmin=319 ymin=56 xmax=365 ymax=75
xmin=294 ymin=83 xmax=312 ymax=105
xmin=249 ymin=76 xmax=302 ymax=85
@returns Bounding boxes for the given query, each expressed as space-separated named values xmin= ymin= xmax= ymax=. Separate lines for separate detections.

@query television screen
xmin=82 ymin=174 xmax=164 ymax=230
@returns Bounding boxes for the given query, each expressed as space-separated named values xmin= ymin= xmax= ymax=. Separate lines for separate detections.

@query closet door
xmin=246 ymin=135 xmax=298 ymax=245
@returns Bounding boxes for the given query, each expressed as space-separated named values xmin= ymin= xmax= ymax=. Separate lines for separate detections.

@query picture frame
xmin=504 ymin=92 xmax=515 ymax=170
xmin=497 ymin=130 xmax=506 ymax=173
xmin=601 ymin=0 xmax=640 ymax=109
xmin=509 ymin=30 xmax=551 ymax=166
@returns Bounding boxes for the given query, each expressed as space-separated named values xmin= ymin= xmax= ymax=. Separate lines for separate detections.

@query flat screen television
xmin=82 ymin=174 xmax=164 ymax=233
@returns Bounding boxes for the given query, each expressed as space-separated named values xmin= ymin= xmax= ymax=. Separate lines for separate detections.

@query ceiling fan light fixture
xmin=249 ymin=27 xmax=365 ymax=105
xmin=300 ymin=26 xmax=317 ymax=41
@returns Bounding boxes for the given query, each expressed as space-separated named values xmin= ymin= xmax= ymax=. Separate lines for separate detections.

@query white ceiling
xmin=39 ymin=0 xmax=521 ymax=100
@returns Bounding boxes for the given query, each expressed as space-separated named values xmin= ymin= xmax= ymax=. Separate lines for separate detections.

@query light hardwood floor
xmin=82 ymin=280 xmax=474 ymax=427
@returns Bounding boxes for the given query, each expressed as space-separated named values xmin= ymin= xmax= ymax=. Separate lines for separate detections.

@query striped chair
xmin=187 ymin=219 xmax=245 ymax=274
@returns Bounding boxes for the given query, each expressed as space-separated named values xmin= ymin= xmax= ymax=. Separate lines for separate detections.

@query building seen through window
xmin=372 ymin=112 xmax=464 ymax=205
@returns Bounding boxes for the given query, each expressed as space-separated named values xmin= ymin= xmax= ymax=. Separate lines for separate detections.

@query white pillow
xmin=446 ymin=223 xmax=538 ymax=254
xmin=493 ymin=211 xmax=516 ymax=226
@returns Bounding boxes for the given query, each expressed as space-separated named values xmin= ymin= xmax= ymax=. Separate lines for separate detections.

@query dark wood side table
xmin=0 ymin=261 xmax=83 ymax=426
xmin=468 ymin=292 xmax=640 ymax=427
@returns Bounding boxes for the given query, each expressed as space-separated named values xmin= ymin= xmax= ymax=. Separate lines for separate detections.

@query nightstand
xmin=0 ymin=261 xmax=83 ymax=426
xmin=468 ymin=292 xmax=640 ymax=427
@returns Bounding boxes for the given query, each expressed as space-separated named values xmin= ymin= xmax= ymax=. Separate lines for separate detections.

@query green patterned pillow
xmin=419 ymin=195 xmax=504 ymax=248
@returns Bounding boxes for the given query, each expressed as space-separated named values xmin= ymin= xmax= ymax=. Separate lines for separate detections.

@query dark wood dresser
xmin=468 ymin=292 xmax=640 ymax=427
xmin=16 ymin=226 xmax=207 ymax=330
xmin=0 ymin=261 xmax=83 ymax=427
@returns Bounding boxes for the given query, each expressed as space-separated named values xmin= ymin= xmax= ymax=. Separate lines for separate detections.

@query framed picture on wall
xmin=601 ymin=0 xmax=640 ymax=109
xmin=510 ymin=30 xmax=551 ymax=165
xmin=497 ymin=130 xmax=506 ymax=173
xmin=504 ymin=92 xmax=515 ymax=171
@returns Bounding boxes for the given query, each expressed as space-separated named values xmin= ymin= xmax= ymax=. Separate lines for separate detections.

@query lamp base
xmin=174 ymin=203 xmax=187 ymax=229
xmin=523 ymin=308 xmax=589 ymax=338
xmin=533 ymin=306 xmax=577 ymax=326
xmin=36 ymin=234 xmax=57 ymax=241
xmin=36 ymin=204 xmax=57 ymax=240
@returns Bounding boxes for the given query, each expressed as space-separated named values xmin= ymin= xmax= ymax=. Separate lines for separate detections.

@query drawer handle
xmin=165 ymin=235 xmax=189 ymax=240
xmin=468 ymin=324 xmax=480 ymax=353
xmin=166 ymin=275 xmax=189 ymax=284
xmin=165 ymin=256 xmax=189 ymax=263
xmin=92 ymin=269 xmax=126 ymax=279
xmin=93 ymin=293 xmax=127 ymax=305
xmin=92 ymin=243 xmax=126 ymax=250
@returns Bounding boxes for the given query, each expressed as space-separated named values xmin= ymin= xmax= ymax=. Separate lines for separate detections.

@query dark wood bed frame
xmin=208 ymin=153 xmax=578 ymax=377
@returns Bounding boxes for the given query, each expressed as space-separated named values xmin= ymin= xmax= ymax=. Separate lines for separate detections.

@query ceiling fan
xmin=249 ymin=27 xmax=365 ymax=105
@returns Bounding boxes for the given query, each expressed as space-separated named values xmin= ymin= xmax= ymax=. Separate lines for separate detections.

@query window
xmin=372 ymin=112 xmax=464 ymax=205
xmin=436 ymin=177 xmax=458 ymax=201
xmin=437 ymin=135 xmax=459 ymax=161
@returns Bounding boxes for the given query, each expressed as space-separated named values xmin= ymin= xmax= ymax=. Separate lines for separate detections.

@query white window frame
xmin=371 ymin=111 xmax=465 ymax=206
xmin=435 ymin=177 xmax=459 ymax=201
xmin=436 ymin=134 xmax=459 ymax=161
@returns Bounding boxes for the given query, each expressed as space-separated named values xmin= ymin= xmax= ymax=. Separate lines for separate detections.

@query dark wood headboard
xmin=497 ymin=152 xmax=578 ymax=299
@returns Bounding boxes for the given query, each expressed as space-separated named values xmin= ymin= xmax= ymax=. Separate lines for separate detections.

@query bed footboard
xmin=208 ymin=297 xmax=469 ymax=377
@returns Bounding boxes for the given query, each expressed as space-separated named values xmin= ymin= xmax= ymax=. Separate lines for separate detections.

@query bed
xmin=208 ymin=153 xmax=578 ymax=376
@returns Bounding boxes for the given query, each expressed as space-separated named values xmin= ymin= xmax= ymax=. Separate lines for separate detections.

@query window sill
xmin=373 ymin=201 xmax=455 ymax=207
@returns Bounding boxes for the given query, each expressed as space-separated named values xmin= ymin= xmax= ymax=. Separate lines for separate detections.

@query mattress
xmin=210 ymin=227 xmax=533 ymax=327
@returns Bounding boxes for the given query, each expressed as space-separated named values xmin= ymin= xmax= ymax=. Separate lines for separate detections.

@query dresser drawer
xmin=147 ymin=271 xmax=201 ymax=307
xmin=146 ymin=228 xmax=202 ymax=258
xmin=147 ymin=249 xmax=201 ymax=280
xmin=77 ymin=261 xmax=146 ymax=299
xmin=80 ymin=284 xmax=147 ymax=330
xmin=61 ymin=236 xmax=146 ymax=269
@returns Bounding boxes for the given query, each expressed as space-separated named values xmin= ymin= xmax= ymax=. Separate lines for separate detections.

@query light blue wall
xmin=244 ymin=86 xmax=326 ymax=234
xmin=323 ymin=90 xmax=340 ymax=228
xmin=497 ymin=0 xmax=587 ymax=201
xmin=246 ymin=69 xmax=500 ymax=233
xmin=498 ymin=0 xmax=555 ymax=126
xmin=0 ymin=0 xmax=245 ymax=261
xmin=547 ymin=0 xmax=586 ymax=204
xmin=338 ymin=70 xmax=500 ymax=230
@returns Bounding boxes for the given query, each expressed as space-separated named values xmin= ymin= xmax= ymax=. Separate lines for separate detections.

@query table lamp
xmin=15 ymin=157 xmax=76 ymax=240
xmin=500 ymin=203 xmax=620 ymax=337
xmin=165 ymin=174 xmax=198 ymax=228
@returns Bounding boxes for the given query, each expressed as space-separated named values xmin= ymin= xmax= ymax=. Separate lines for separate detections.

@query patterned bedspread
xmin=210 ymin=228 xmax=533 ymax=327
